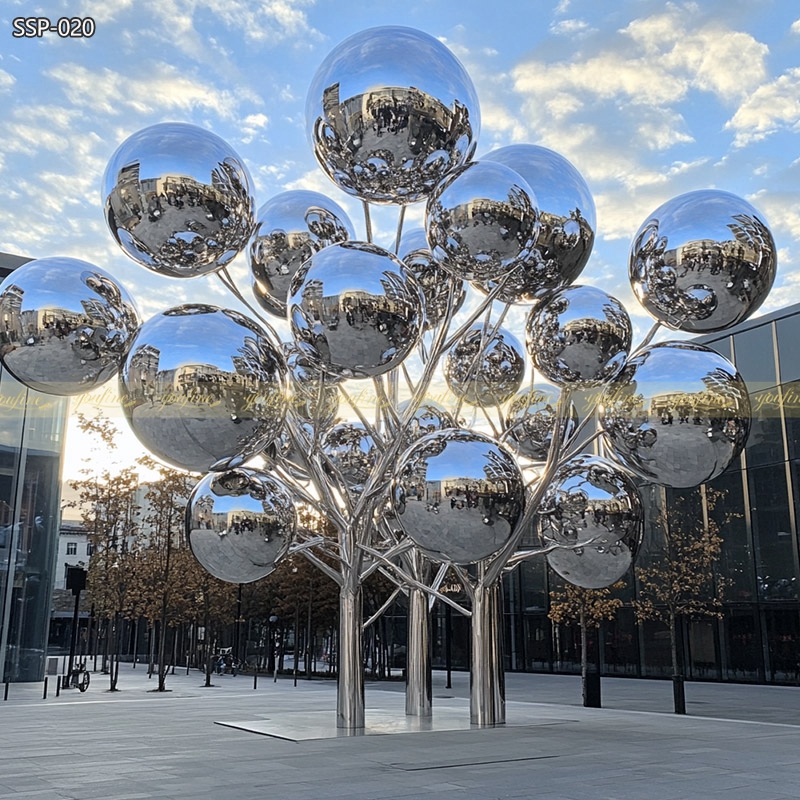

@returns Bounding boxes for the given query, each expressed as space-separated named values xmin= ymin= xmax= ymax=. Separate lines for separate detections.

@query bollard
xmin=672 ymin=675 xmax=686 ymax=714
xmin=56 ymin=679 xmax=60 ymax=698
xmin=3 ymin=681 xmax=8 ymax=701
xmin=43 ymin=677 xmax=48 ymax=699
xmin=253 ymin=671 xmax=258 ymax=690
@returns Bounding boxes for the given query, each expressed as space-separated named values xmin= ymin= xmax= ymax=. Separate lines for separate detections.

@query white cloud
xmin=0 ymin=70 xmax=15 ymax=91
xmin=725 ymin=67 xmax=800 ymax=147
xmin=791 ymin=19 xmax=800 ymax=34
xmin=549 ymin=18 xmax=594 ymax=37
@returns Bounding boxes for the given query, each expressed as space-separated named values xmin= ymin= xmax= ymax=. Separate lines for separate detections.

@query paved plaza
xmin=1 ymin=665 xmax=800 ymax=799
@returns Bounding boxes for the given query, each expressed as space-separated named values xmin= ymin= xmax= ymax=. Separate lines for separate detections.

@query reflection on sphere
xmin=503 ymin=384 xmax=578 ymax=462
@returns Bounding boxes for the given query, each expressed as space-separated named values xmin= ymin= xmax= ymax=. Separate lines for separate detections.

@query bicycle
xmin=67 ymin=660 xmax=90 ymax=692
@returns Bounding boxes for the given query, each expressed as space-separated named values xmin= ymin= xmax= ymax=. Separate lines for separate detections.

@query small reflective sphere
xmin=444 ymin=325 xmax=526 ymax=406
xmin=306 ymin=26 xmax=480 ymax=205
xmin=538 ymin=455 xmax=643 ymax=589
xmin=283 ymin=344 xmax=340 ymax=428
xmin=398 ymin=227 xmax=466 ymax=328
xmin=426 ymin=160 xmax=539 ymax=282
xmin=392 ymin=429 xmax=524 ymax=564
xmin=398 ymin=399 xmax=456 ymax=446
xmin=0 ymin=257 xmax=139 ymax=396
xmin=103 ymin=123 xmax=256 ymax=278
xmin=503 ymin=384 xmax=579 ymax=462
xmin=262 ymin=428 xmax=311 ymax=481
xmin=186 ymin=468 xmax=295 ymax=583
xmin=250 ymin=190 xmax=355 ymax=318
xmin=526 ymin=285 xmax=632 ymax=387
xmin=477 ymin=145 xmax=595 ymax=303
xmin=629 ymin=190 xmax=777 ymax=333
xmin=599 ymin=342 xmax=750 ymax=488
xmin=119 ymin=305 xmax=286 ymax=473
xmin=322 ymin=423 xmax=379 ymax=492
xmin=288 ymin=241 xmax=423 ymax=379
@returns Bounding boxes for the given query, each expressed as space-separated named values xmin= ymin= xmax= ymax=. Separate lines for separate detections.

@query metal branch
xmin=362 ymin=201 xmax=373 ymax=243
xmin=363 ymin=586 xmax=403 ymax=630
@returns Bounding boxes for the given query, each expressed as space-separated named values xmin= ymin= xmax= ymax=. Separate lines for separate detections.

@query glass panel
xmin=784 ymin=381 xmax=800 ymax=460
xmin=708 ymin=470 xmax=754 ymax=601
xmin=704 ymin=336 xmax=732 ymax=362
xmin=687 ymin=619 xmax=719 ymax=679
xmin=519 ymin=557 xmax=548 ymax=614
xmin=640 ymin=618 xmax=671 ymax=678
xmin=733 ymin=323 xmax=776 ymax=392
xmin=724 ymin=608 xmax=762 ymax=681
xmin=746 ymin=388 xmax=784 ymax=467
xmin=521 ymin=614 xmax=551 ymax=671
xmin=602 ymin=607 xmax=639 ymax=676
xmin=777 ymin=314 xmax=800 ymax=383
xmin=763 ymin=608 xmax=800 ymax=683
xmin=748 ymin=465 xmax=797 ymax=601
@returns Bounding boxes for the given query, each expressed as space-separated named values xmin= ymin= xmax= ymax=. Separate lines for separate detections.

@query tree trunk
xmin=337 ymin=581 xmax=364 ymax=730
xmin=470 ymin=581 xmax=505 ymax=726
xmin=580 ymin=608 xmax=588 ymax=704
xmin=405 ymin=585 xmax=432 ymax=717
xmin=670 ymin=612 xmax=686 ymax=714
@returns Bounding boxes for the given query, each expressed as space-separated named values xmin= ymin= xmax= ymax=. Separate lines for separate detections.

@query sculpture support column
xmin=337 ymin=582 xmax=364 ymax=730
xmin=470 ymin=580 xmax=505 ymax=726
xmin=405 ymin=585 xmax=432 ymax=717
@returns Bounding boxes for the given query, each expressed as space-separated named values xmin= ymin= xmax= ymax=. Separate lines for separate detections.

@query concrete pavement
xmin=1 ymin=665 xmax=799 ymax=799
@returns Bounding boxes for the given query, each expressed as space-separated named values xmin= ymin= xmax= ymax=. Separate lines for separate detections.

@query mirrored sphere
xmin=322 ymin=423 xmax=379 ymax=491
xmin=398 ymin=399 xmax=456 ymax=446
xmin=306 ymin=25 xmax=480 ymax=205
xmin=538 ymin=455 xmax=643 ymax=589
xmin=119 ymin=305 xmax=286 ymax=473
xmin=283 ymin=344 xmax=340 ymax=428
xmin=444 ymin=325 xmax=526 ymax=406
xmin=426 ymin=161 xmax=539 ymax=281
xmin=503 ymin=384 xmax=579 ymax=462
xmin=629 ymin=190 xmax=777 ymax=333
xmin=526 ymin=285 xmax=632 ymax=387
xmin=288 ymin=241 xmax=423 ymax=379
xmin=186 ymin=469 xmax=295 ymax=583
xmin=599 ymin=342 xmax=750 ymax=488
xmin=250 ymin=190 xmax=355 ymax=318
xmin=398 ymin=227 xmax=466 ymax=328
xmin=0 ymin=257 xmax=140 ymax=396
xmin=103 ymin=122 xmax=256 ymax=278
xmin=477 ymin=145 xmax=595 ymax=303
xmin=392 ymin=429 xmax=524 ymax=564
xmin=262 ymin=428 xmax=311 ymax=481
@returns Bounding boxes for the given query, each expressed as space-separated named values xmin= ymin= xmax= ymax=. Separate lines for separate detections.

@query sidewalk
xmin=1 ymin=665 xmax=799 ymax=799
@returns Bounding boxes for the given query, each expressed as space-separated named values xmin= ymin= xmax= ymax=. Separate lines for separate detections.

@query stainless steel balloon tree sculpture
xmin=0 ymin=27 xmax=776 ymax=731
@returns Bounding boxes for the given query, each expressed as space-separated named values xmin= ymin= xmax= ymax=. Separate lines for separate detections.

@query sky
xmin=1 ymin=0 xmax=799 ymax=486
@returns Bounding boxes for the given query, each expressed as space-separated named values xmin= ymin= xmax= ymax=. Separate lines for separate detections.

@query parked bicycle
xmin=67 ymin=660 xmax=90 ymax=692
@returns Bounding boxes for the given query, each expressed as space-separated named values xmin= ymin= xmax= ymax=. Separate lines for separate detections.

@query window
xmin=66 ymin=542 xmax=76 ymax=556
xmin=86 ymin=542 xmax=94 ymax=556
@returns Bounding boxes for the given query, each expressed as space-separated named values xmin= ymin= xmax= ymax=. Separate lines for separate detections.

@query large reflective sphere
xmin=306 ymin=26 xmax=480 ymax=205
xmin=503 ymin=384 xmax=579 ymax=462
xmin=322 ymin=423 xmax=379 ymax=492
xmin=426 ymin=161 xmax=539 ymax=282
xmin=0 ymin=257 xmax=139 ymax=396
xmin=103 ymin=122 xmax=256 ymax=278
xmin=187 ymin=469 xmax=295 ymax=583
xmin=526 ymin=285 xmax=632 ymax=387
xmin=250 ymin=190 xmax=355 ymax=318
xmin=119 ymin=305 xmax=286 ymax=473
xmin=288 ymin=241 xmax=423 ymax=379
xmin=538 ymin=455 xmax=643 ymax=589
xmin=392 ymin=429 xmax=524 ymax=564
xmin=599 ymin=342 xmax=750 ymax=488
xmin=478 ymin=145 xmax=595 ymax=303
xmin=629 ymin=190 xmax=777 ymax=333
xmin=398 ymin=228 xmax=466 ymax=328
xmin=444 ymin=325 xmax=526 ymax=407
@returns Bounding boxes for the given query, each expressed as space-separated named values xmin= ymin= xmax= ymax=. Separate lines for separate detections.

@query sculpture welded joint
xmin=0 ymin=26 xmax=775 ymax=731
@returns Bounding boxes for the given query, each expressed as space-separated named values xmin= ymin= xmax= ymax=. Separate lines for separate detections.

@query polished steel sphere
xmin=503 ymin=384 xmax=579 ymax=462
xmin=322 ymin=422 xmax=379 ymax=491
xmin=0 ymin=257 xmax=139 ymax=396
xmin=119 ymin=305 xmax=286 ymax=473
xmin=283 ymin=343 xmax=340 ymax=428
xmin=397 ymin=227 xmax=466 ymax=328
xmin=526 ymin=285 xmax=632 ymax=387
xmin=250 ymin=190 xmax=355 ymax=318
xmin=477 ymin=144 xmax=595 ymax=303
xmin=444 ymin=325 xmax=526 ymax=407
xmin=306 ymin=25 xmax=480 ymax=205
xmin=103 ymin=122 xmax=256 ymax=278
xmin=629 ymin=189 xmax=777 ymax=333
xmin=392 ymin=429 xmax=524 ymax=564
xmin=426 ymin=160 xmax=539 ymax=282
xmin=599 ymin=341 xmax=750 ymax=488
xmin=398 ymin=399 xmax=456 ymax=447
xmin=288 ymin=241 xmax=423 ymax=379
xmin=538 ymin=455 xmax=643 ymax=589
xmin=186 ymin=468 xmax=295 ymax=583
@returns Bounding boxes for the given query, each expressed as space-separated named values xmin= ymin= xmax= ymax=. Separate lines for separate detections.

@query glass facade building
xmin=430 ymin=303 xmax=800 ymax=685
xmin=0 ymin=253 xmax=69 ymax=682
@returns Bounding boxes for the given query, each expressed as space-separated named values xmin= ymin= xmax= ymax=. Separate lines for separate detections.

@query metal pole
xmin=65 ymin=589 xmax=81 ymax=689
xmin=445 ymin=602 xmax=452 ymax=690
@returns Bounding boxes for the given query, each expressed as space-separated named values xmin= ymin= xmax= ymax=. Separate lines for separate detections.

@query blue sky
xmin=1 ymin=0 xmax=799 ymax=479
